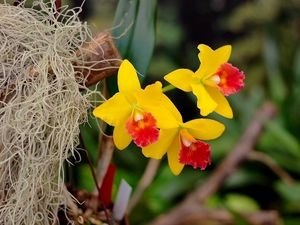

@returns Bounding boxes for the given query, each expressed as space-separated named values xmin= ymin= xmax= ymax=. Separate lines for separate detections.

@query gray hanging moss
xmin=0 ymin=1 xmax=106 ymax=224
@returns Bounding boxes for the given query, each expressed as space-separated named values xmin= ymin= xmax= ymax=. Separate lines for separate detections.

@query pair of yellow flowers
xmin=93 ymin=44 xmax=245 ymax=175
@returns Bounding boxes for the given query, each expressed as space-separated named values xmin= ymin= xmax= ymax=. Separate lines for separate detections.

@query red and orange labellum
xmin=126 ymin=111 xmax=159 ymax=147
xmin=215 ymin=63 xmax=245 ymax=96
xmin=179 ymin=130 xmax=211 ymax=170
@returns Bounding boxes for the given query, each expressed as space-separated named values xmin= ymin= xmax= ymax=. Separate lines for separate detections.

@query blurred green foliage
xmin=127 ymin=0 xmax=300 ymax=224
xmin=73 ymin=0 xmax=300 ymax=224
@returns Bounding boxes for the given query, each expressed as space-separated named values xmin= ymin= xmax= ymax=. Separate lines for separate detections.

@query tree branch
xmin=127 ymin=159 xmax=161 ymax=213
xmin=247 ymin=151 xmax=294 ymax=185
xmin=147 ymin=102 xmax=277 ymax=225
xmin=178 ymin=208 xmax=280 ymax=225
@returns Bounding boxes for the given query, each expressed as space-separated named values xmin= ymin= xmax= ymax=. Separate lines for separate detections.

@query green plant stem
xmin=162 ymin=84 xmax=175 ymax=93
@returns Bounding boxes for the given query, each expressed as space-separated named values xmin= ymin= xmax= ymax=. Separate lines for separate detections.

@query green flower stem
xmin=162 ymin=84 xmax=175 ymax=93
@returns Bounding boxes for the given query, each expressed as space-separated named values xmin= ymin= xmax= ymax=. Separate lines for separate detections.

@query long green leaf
xmin=265 ymin=120 xmax=300 ymax=157
xmin=112 ymin=0 xmax=139 ymax=56
xmin=126 ymin=0 xmax=157 ymax=76
xmin=275 ymin=181 xmax=300 ymax=203
xmin=108 ymin=0 xmax=139 ymax=96
xmin=108 ymin=0 xmax=157 ymax=96
xmin=263 ymin=32 xmax=287 ymax=103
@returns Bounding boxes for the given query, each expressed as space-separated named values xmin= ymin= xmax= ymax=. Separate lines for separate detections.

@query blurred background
xmin=74 ymin=0 xmax=300 ymax=224
xmin=7 ymin=0 xmax=300 ymax=224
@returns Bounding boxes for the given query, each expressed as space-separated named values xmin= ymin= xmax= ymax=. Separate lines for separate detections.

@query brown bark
xmin=75 ymin=32 xmax=121 ymax=87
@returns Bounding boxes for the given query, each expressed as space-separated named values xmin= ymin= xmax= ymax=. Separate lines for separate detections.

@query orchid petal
xmin=136 ymin=82 xmax=162 ymax=107
xmin=148 ymin=106 xmax=180 ymax=129
xmin=191 ymin=83 xmax=217 ymax=116
xmin=113 ymin=120 xmax=132 ymax=150
xmin=196 ymin=44 xmax=231 ymax=79
xmin=118 ymin=60 xmax=141 ymax=103
xmin=137 ymin=82 xmax=180 ymax=129
xmin=142 ymin=128 xmax=178 ymax=159
xmin=184 ymin=119 xmax=225 ymax=140
xmin=93 ymin=93 xmax=132 ymax=126
xmin=164 ymin=69 xmax=196 ymax=92
xmin=206 ymin=86 xmax=233 ymax=119
xmin=167 ymin=133 xmax=184 ymax=175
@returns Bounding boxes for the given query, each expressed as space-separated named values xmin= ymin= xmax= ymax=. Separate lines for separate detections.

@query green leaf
xmin=293 ymin=47 xmax=300 ymax=82
xmin=148 ymin=165 xmax=203 ymax=201
xmin=223 ymin=194 xmax=260 ymax=225
xmin=263 ymin=32 xmax=287 ymax=103
xmin=264 ymin=150 xmax=300 ymax=174
xmin=108 ymin=0 xmax=139 ymax=96
xmin=79 ymin=114 xmax=100 ymax=164
xmin=227 ymin=209 xmax=253 ymax=225
xmin=112 ymin=0 xmax=139 ymax=56
xmin=205 ymin=195 xmax=223 ymax=208
xmin=225 ymin=168 xmax=268 ymax=188
xmin=75 ymin=164 xmax=95 ymax=192
xmin=293 ymin=47 xmax=300 ymax=95
xmin=275 ymin=181 xmax=300 ymax=203
xmin=285 ymin=217 xmax=300 ymax=225
xmin=108 ymin=0 xmax=157 ymax=96
xmin=224 ymin=193 xmax=260 ymax=213
xmin=126 ymin=0 xmax=157 ymax=77
xmin=265 ymin=120 xmax=300 ymax=157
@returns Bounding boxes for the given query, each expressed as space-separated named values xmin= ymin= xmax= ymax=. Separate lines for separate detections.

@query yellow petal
xmin=142 ymin=128 xmax=178 ymax=159
xmin=191 ymin=83 xmax=217 ymax=116
xmin=136 ymin=82 xmax=162 ymax=107
xmin=164 ymin=69 xmax=196 ymax=92
xmin=196 ymin=44 xmax=232 ymax=79
xmin=136 ymin=82 xmax=180 ymax=129
xmin=118 ymin=60 xmax=141 ymax=103
xmin=167 ymin=133 xmax=184 ymax=175
xmin=93 ymin=92 xmax=132 ymax=126
xmin=206 ymin=86 xmax=233 ymax=119
xmin=184 ymin=119 xmax=225 ymax=140
xmin=149 ymin=106 xmax=180 ymax=129
xmin=113 ymin=120 xmax=132 ymax=150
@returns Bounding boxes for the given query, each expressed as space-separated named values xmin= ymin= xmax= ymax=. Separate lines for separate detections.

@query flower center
xmin=211 ymin=75 xmax=221 ymax=85
xmin=126 ymin=110 xmax=159 ymax=147
xmin=179 ymin=129 xmax=211 ymax=170
xmin=214 ymin=63 xmax=245 ymax=96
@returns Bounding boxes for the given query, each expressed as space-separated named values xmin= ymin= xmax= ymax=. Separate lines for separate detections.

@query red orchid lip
xmin=179 ymin=134 xmax=211 ymax=170
xmin=126 ymin=111 xmax=159 ymax=147
xmin=215 ymin=63 xmax=245 ymax=96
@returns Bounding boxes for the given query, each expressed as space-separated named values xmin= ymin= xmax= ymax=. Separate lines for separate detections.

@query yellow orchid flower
xmin=142 ymin=95 xmax=225 ymax=175
xmin=164 ymin=44 xmax=245 ymax=118
xmin=93 ymin=60 xmax=175 ymax=150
